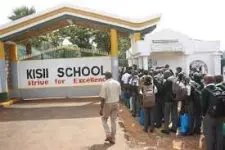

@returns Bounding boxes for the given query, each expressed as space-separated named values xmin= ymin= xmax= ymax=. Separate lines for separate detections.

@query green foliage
xmin=8 ymin=6 xmax=36 ymax=21
xmin=92 ymin=31 xmax=111 ymax=52
xmin=0 ymin=92 xmax=8 ymax=101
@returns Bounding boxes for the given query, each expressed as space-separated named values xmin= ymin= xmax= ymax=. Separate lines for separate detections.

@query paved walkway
xmin=0 ymin=100 xmax=130 ymax=150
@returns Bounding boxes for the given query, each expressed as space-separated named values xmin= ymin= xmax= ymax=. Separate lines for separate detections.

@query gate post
xmin=110 ymin=28 xmax=119 ymax=80
xmin=0 ymin=41 xmax=8 ymax=101
xmin=8 ymin=43 xmax=18 ymax=93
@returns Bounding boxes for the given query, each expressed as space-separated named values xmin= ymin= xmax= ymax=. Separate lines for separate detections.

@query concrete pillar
xmin=143 ymin=56 xmax=149 ymax=70
xmin=213 ymin=53 xmax=221 ymax=75
xmin=128 ymin=59 xmax=132 ymax=67
xmin=134 ymin=33 xmax=141 ymax=41
xmin=130 ymin=32 xmax=141 ymax=66
xmin=138 ymin=56 xmax=143 ymax=69
xmin=9 ymin=43 xmax=18 ymax=63
xmin=0 ymin=41 xmax=8 ymax=100
xmin=110 ymin=29 xmax=119 ymax=80
xmin=8 ymin=43 xmax=19 ymax=92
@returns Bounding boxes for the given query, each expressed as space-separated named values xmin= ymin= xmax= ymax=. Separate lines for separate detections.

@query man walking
xmin=99 ymin=72 xmax=121 ymax=144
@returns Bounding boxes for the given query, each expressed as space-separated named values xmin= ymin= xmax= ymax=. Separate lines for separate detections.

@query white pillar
xmin=128 ymin=59 xmax=132 ymax=67
xmin=213 ymin=53 xmax=221 ymax=75
xmin=185 ymin=55 xmax=190 ymax=75
xmin=143 ymin=56 xmax=148 ymax=70
xmin=138 ymin=56 xmax=143 ymax=69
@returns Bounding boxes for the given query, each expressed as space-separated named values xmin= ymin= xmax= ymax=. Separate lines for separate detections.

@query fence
xmin=18 ymin=45 xmax=109 ymax=61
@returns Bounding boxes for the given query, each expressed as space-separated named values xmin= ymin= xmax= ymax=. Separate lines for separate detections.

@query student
xmin=129 ymin=71 xmax=140 ymax=117
xmin=153 ymin=71 xmax=164 ymax=128
xmin=201 ymin=75 xmax=224 ymax=150
xmin=191 ymin=73 xmax=204 ymax=134
xmin=161 ymin=71 xmax=174 ymax=134
xmin=121 ymin=68 xmax=131 ymax=105
xmin=183 ymin=76 xmax=194 ymax=135
xmin=140 ymin=76 xmax=157 ymax=133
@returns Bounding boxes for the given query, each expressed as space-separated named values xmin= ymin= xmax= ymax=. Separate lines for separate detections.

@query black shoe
xmin=149 ymin=128 xmax=154 ymax=133
xmin=155 ymin=125 xmax=161 ymax=128
xmin=170 ymin=129 xmax=177 ymax=133
xmin=194 ymin=131 xmax=201 ymax=135
xmin=143 ymin=129 xmax=148 ymax=133
xmin=161 ymin=129 xmax=170 ymax=135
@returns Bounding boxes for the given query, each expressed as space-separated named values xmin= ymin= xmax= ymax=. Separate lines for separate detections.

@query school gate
xmin=0 ymin=5 xmax=160 ymax=100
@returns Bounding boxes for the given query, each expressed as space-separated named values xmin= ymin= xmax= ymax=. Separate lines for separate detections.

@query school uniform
xmin=191 ymin=80 xmax=204 ymax=134
xmin=161 ymin=78 xmax=174 ymax=133
xmin=140 ymin=84 xmax=158 ymax=132
xmin=201 ymin=83 xmax=224 ymax=150
xmin=129 ymin=75 xmax=140 ymax=117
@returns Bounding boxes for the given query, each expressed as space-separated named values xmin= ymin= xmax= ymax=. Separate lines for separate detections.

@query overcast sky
xmin=0 ymin=0 xmax=224 ymax=49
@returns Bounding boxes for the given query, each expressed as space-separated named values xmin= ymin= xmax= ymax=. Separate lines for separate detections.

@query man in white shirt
xmin=121 ymin=70 xmax=131 ymax=85
xmin=99 ymin=72 xmax=121 ymax=144
xmin=121 ymin=69 xmax=131 ymax=106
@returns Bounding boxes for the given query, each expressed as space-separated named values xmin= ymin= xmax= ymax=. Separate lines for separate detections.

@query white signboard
xmin=18 ymin=57 xmax=111 ymax=88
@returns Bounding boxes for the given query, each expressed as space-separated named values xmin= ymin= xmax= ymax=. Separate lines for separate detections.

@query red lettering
xmin=27 ymin=80 xmax=49 ymax=86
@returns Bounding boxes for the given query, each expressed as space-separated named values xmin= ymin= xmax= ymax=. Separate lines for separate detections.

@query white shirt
xmin=121 ymin=73 xmax=131 ymax=84
xmin=186 ymin=84 xmax=191 ymax=96
xmin=129 ymin=75 xmax=139 ymax=86
xmin=99 ymin=78 xmax=121 ymax=103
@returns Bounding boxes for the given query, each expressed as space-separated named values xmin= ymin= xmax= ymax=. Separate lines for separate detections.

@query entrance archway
xmin=0 ymin=5 xmax=160 ymax=100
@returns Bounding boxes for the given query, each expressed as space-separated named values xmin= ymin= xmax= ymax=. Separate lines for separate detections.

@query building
xmin=127 ymin=29 xmax=222 ymax=75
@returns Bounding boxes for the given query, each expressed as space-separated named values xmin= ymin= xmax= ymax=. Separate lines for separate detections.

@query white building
xmin=126 ymin=29 xmax=222 ymax=75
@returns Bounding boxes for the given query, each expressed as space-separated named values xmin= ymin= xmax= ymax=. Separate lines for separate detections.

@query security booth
xmin=0 ymin=5 xmax=160 ymax=100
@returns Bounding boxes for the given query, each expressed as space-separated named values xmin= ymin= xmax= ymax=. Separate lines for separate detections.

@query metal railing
xmin=19 ymin=45 xmax=109 ymax=61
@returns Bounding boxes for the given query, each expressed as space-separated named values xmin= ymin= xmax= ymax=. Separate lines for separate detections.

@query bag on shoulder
xmin=172 ymin=81 xmax=186 ymax=101
xmin=207 ymin=87 xmax=225 ymax=118
xmin=142 ymin=85 xmax=155 ymax=108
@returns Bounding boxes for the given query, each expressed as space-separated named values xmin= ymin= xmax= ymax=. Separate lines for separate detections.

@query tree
xmin=8 ymin=6 xmax=36 ymax=21
xmin=92 ymin=30 xmax=111 ymax=52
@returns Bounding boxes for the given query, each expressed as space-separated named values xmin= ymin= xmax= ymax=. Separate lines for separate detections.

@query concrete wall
xmin=0 ymin=60 xmax=7 ymax=92
xmin=9 ymin=86 xmax=101 ymax=99
xmin=8 ymin=57 xmax=111 ymax=99
xmin=150 ymin=52 xmax=186 ymax=72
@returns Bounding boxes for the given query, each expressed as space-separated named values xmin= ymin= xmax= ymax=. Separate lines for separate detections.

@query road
xmin=0 ymin=99 xmax=130 ymax=150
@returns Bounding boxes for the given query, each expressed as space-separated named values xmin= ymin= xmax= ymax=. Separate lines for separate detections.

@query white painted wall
xmin=150 ymin=53 xmax=186 ymax=72
xmin=126 ymin=29 xmax=222 ymax=75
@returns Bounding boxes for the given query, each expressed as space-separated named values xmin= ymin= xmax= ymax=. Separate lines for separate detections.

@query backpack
xmin=172 ymin=81 xmax=186 ymax=101
xmin=207 ymin=87 xmax=225 ymax=118
xmin=142 ymin=85 xmax=155 ymax=108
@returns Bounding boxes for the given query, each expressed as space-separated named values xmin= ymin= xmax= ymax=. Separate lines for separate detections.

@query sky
xmin=0 ymin=0 xmax=224 ymax=49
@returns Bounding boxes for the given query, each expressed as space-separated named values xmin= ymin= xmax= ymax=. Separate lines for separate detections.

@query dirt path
xmin=119 ymin=104 xmax=204 ymax=150
xmin=0 ymin=99 xmax=204 ymax=150
xmin=0 ymin=99 xmax=129 ymax=150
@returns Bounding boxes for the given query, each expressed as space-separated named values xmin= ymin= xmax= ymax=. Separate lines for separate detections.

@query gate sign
xmin=17 ymin=57 xmax=111 ymax=88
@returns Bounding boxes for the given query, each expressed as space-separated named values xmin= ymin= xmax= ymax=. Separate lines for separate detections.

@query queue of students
xmin=119 ymin=65 xmax=225 ymax=150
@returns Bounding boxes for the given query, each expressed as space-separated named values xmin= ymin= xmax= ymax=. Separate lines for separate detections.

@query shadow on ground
xmin=0 ymin=99 xmax=100 ymax=122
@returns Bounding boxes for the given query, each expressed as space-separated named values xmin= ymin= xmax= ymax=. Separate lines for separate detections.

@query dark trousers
xmin=144 ymin=106 xmax=155 ymax=131
xmin=132 ymin=92 xmax=140 ymax=116
xmin=164 ymin=102 xmax=178 ymax=131
xmin=155 ymin=96 xmax=163 ymax=127
xmin=203 ymin=115 xmax=224 ymax=150
xmin=193 ymin=101 xmax=202 ymax=133
xmin=186 ymin=102 xmax=194 ymax=134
